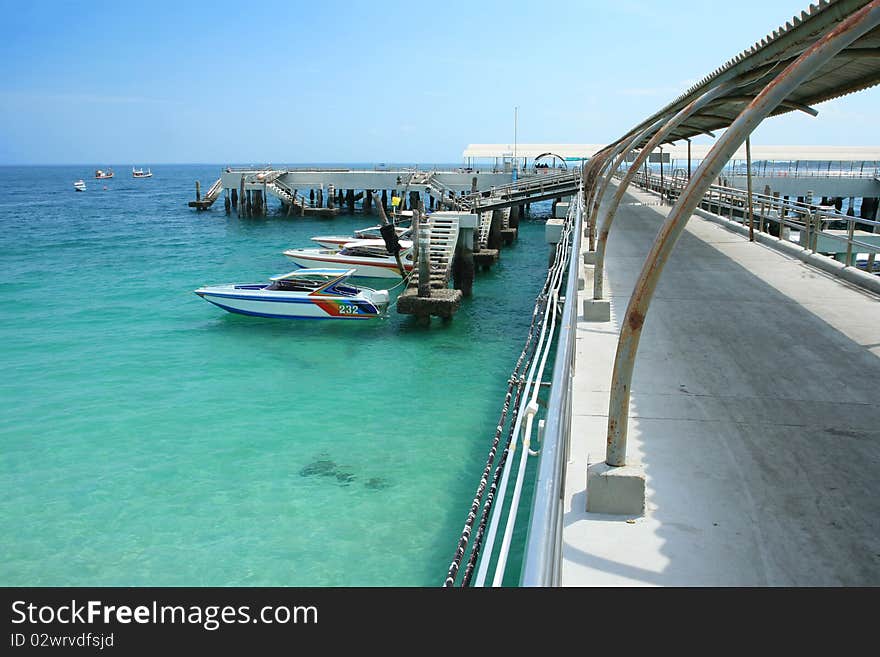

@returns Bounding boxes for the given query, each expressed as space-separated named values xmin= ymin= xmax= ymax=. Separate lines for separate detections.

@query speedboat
xmin=95 ymin=168 xmax=114 ymax=179
xmin=311 ymin=224 xmax=412 ymax=249
xmin=194 ymin=268 xmax=389 ymax=320
xmin=73 ymin=180 xmax=86 ymax=192
xmin=132 ymin=167 xmax=153 ymax=178
xmin=283 ymin=239 xmax=414 ymax=279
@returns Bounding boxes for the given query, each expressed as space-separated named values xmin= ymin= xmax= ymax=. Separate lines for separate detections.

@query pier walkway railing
xmin=520 ymin=191 xmax=583 ymax=586
xmin=630 ymin=170 xmax=880 ymax=274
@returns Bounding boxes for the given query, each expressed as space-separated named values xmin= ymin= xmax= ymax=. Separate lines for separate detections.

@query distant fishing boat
xmin=132 ymin=167 xmax=153 ymax=178
xmin=95 ymin=169 xmax=114 ymax=179
xmin=73 ymin=180 xmax=86 ymax=192
xmin=194 ymin=268 xmax=390 ymax=320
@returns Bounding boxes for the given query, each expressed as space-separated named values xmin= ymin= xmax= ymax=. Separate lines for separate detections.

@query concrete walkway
xmin=562 ymin=184 xmax=880 ymax=586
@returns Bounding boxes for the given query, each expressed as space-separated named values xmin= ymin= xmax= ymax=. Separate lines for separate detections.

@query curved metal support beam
xmin=604 ymin=1 xmax=880 ymax=467
xmin=588 ymin=120 xmax=667 ymax=230
xmin=591 ymin=80 xmax=740 ymax=301
xmin=582 ymin=149 xmax=615 ymax=251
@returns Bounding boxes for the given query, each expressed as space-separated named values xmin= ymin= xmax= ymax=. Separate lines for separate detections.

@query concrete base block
xmin=583 ymin=298 xmax=610 ymax=321
xmin=396 ymin=288 xmax=462 ymax=319
xmin=582 ymin=251 xmax=597 ymax=265
xmin=586 ymin=460 xmax=646 ymax=516
xmin=473 ymin=249 xmax=499 ymax=269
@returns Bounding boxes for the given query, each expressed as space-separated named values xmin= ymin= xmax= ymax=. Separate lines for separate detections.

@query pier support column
xmin=346 ymin=189 xmax=355 ymax=214
xmin=453 ymin=223 xmax=476 ymax=297
xmin=225 ymin=189 xmax=232 ymax=214
xmin=239 ymin=176 xmax=246 ymax=214
xmin=381 ymin=190 xmax=388 ymax=212
xmin=317 ymin=188 xmax=324 ymax=208
xmin=364 ymin=190 xmax=373 ymax=214
xmin=327 ymin=185 xmax=335 ymax=209
xmin=488 ymin=209 xmax=502 ymax=250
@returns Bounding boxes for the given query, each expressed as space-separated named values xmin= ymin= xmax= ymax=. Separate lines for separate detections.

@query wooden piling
xmin=195 ymin=180 xmax=201 ymax=202
xmin=416 ymin=209 xmax=431 ymax=298
xmin=346 ymin=189 xmax=355 ymax=214
xmin=365 ymin=190 xmax=373 ymax=214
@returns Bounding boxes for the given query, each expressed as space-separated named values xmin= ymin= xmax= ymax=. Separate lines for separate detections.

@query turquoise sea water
xmin=0 ymin=165 xmax=550 ymax=586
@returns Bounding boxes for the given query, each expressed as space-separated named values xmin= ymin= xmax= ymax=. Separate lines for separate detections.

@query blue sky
xmin=1 ymin=0 xmax=877 ymax=164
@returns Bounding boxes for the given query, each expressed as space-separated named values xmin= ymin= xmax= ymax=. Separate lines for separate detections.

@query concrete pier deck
xmin=562 ymin=184 xmax=880 ymax=586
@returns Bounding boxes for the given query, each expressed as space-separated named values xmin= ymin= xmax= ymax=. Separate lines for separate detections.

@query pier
xmin=438 ymin=0 xmax=880 ymax=587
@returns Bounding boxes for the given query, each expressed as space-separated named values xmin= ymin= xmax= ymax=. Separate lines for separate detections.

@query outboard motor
xmin=379 ymin=223 xmax=402 ymax=255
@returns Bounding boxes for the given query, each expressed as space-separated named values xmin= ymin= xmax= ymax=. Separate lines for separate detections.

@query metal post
xmin=604 ymin=3 xmax=880 ymax=467
xmin=845 ymin=216 xmax=855 ymax=266
xmin=687 ymin=138 xmax=692 ymax=179
xmin=747 ymin=136 xmax=755 ymax=241
xmin=659 ymin=147 xmax=664 ymax=203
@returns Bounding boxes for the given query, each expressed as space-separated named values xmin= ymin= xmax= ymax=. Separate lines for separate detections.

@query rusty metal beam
xmin=604 ymin=0 xmax=880 ymax=467
xmin=591 ymin=81 xmax=739 ymax=301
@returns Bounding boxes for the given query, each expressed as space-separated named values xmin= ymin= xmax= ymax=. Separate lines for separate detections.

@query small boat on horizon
xmin=194 ymin=268 xmax=390 ymax=320
xmin=95 ymin=168 xmax=114 ymax=179
xmin=283 ymin=239 xmax=414 ymax=279
xmin=73 ymin=180 xmax=86 ymax=192
xmin=132 ymin=167 xmax=153 ymax=178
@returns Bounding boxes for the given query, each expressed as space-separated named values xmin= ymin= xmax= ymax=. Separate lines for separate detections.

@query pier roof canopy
xmin=618 ymin=0 xmax=880 ymax=150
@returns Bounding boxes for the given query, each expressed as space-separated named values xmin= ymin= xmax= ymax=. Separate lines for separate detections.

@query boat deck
xmin=562 ymin=184 xmax=880 ymax=586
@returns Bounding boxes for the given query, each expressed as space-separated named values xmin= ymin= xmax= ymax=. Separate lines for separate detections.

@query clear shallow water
xmin=0 ymin=165 xmax=550 ymax=586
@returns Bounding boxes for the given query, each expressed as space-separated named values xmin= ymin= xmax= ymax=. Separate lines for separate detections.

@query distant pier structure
xmin=187 ymin=160 xmax=583 ymax=323
xmin=188 ymin=166 xmax=514 ymax=217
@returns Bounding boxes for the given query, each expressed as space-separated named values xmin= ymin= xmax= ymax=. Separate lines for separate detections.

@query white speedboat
xmin=194 ymin=268 xmax=389 ymax=320
xmin=283 ymin=239 xmax=414 ymax=279
xmin=132 ymin=167 xmax=153 ymax=178
xmin=311 ymin=224 xmax=412 ymax=249
xmin=73 ymin=180 xmax=86 ymax=192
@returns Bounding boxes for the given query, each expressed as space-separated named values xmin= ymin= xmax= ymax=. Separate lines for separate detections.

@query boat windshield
xmin=267 ymin=278 xmax=324 ymax=292
xmin=339 ymin=244 xmax=392 ymax=257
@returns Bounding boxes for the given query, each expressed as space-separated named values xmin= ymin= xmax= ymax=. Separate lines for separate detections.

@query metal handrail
xmin=520 ymin=186 xmax=583 ymax=586
xmin=629 ymin=170 xmax=880 ymax=267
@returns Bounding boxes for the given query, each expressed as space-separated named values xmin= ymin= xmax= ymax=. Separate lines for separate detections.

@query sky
xmin=1 ymin=0 xmax=877 ymax=164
